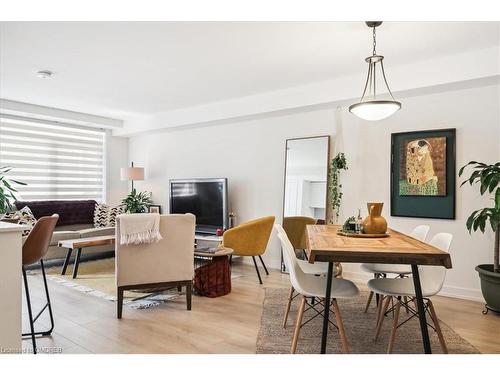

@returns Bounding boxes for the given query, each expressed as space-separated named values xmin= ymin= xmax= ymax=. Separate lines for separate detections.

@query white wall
xmin=128 ymin=83 xmax=500 ymax=301
xmin=129 ymin=108 xmax=336 ymax=269
xmin=340 ymin=84 xmax=500 ymax=301
xmin=105 ymin=131 xmax=129 ymax=206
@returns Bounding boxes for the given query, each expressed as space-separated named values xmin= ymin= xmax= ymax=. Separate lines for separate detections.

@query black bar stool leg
xmin=22 ymin=267 xmax=37 ymax=354
xmin=258 ymin=255 xmax=269 ymax=275
xmin=40 ymin=259 xmax=54 ymax=335
xmin=251 ymin=256 xmax=263 ymax=284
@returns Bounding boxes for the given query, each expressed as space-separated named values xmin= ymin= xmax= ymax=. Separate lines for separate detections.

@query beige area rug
xmin=30 ymin=258 xmax=180 ymax=309
xmin=256 ymin=288 xmax=480 ymax=354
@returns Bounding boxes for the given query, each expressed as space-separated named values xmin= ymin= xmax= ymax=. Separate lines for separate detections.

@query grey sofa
xmin=15 ymin=200 xmax=115 ymax=260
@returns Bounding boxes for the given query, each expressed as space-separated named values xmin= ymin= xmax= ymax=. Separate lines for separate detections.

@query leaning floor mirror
xmin=281 ymin=135 xmax=330 ymax=272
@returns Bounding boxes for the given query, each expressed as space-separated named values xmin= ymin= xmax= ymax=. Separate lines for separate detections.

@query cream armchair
xmin=115 ymin=214 xmax=196 ymax=318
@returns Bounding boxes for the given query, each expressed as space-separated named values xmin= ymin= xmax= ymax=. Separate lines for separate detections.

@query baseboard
xmin=342 ymin=270 xmax=485 ymax=303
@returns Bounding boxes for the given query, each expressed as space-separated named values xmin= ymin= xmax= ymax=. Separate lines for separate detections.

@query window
xmin=0 ymin=115 xmax=105 ymax=202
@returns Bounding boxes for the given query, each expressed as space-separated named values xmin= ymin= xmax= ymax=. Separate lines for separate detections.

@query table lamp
xmin=120 ymin=162 xmax=144 ymax=192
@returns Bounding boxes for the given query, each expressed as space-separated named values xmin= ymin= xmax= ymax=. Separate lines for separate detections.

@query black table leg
xmin=61 ymin=248 xmax=72 ymax=275
xmin=72 ymin=248 xmax=82 ymax=279
xmin=411 ymin=264 xmax=432 ymax=354
xmin=320 ymin=261 xmax=334 ymax=354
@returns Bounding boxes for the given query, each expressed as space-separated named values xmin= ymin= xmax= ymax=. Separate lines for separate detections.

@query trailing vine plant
xmin=329 ymin=152 xmax=348 ymax=223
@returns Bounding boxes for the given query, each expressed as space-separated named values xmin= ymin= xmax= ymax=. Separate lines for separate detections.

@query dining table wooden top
xmin=306 ymin=224 xmax=452 ymax=269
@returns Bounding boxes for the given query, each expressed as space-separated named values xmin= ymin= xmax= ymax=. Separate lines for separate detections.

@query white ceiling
xmin=0 ymin=22 xmax=498 ymax=120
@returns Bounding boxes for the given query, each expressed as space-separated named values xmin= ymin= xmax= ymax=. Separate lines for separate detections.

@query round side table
xmin=193 ymin=247 xmax=234 ymax=297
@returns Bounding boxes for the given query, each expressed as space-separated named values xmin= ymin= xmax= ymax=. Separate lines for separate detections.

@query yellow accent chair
xmin=222 ymin=216 xmax=275 ymax=284
xmin=283 ymin=216 xmax=317 ymax=259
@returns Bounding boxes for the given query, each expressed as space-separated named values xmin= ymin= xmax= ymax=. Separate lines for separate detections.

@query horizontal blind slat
xmin=0 ymin=129 xmax=104 ymax=147
xmin=0 ymin=135 xmax=103 ymax=151
xmin=0 ymin=145 xmax=103 ymax=159
xmin=0 ymin=121 xmax=103 ymax=141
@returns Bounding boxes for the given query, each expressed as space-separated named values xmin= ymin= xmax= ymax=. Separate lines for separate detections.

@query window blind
xmin=0 ymin=115 xmax=105 ymax=202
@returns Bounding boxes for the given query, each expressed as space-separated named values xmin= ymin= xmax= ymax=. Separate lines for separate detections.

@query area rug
xmin=30 ymin=258 xmax=180 ymax=309
xmin=256 ymin=288 xmax=480 ymax=354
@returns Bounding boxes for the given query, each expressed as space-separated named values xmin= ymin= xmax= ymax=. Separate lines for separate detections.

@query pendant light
xmin=349 ymin=21 xmax=401 ymax=121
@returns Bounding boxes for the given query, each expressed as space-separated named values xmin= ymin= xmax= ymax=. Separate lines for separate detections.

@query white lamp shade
xmin=349 ymin=100 xmax=401 ymax=121
xmin=120 ymin=167 xmax=144 ymax=181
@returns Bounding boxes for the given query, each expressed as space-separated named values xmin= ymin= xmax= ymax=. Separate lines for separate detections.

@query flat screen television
xmin=169 ymin=178 xmax=228 ymax=234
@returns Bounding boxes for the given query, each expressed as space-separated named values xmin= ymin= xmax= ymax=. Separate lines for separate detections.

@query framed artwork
xmin=148 ymin=205 xmax=161 ymax=214
xmin=391 ymin=128 xmax=456 ymax=219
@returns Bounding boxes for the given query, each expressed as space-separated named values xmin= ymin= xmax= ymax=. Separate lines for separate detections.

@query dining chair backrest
xmin=22 ymin=214 xmax=59 ymax=266
xmin=420 ymin=232 xmax=453 ymax=296
xmin=410 ymin=225 xmax=430 ymax=242
xmin=275 ymin=224 xmax=311 ymax=296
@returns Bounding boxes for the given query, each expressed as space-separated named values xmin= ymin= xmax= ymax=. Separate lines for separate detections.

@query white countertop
xmin=0 ymin=222 xmax=29 ymax=233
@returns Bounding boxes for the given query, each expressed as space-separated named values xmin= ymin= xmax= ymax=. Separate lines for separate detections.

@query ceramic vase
xmin=363 ymin=202 xmax=387 ymax=234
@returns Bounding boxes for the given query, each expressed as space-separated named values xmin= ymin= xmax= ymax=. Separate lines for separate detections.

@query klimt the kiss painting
xmin=399 ymin=137 xmax=447 ymax=196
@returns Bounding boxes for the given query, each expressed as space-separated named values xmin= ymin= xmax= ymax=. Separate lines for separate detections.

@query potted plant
xmin=0 ymin=165 xmax=27 ymax=215
xmin=121 ymin=189 xmax=153 ymax=214
xmin=459 ymin=161 xmax=500 ymax=314
xmin=329 ymin=152 xmax=348 ymax=223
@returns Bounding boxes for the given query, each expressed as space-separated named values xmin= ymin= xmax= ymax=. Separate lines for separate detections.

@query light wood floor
xmin=22 ymin=262 xmax=500 ymax=354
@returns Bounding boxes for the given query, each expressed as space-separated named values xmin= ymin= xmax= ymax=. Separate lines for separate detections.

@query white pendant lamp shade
xmin=349 ymin=22 xmax=401 ymax=121
xmin=349 ymin=100 xmax=401 ymax=121
xmin=120 ymin=166 xmax=144 ymax=181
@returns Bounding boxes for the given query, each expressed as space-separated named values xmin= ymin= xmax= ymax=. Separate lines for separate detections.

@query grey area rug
xmin=256 ymin=288 xmax=480 ymax=354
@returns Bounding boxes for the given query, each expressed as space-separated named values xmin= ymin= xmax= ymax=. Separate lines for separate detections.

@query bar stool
xmin=22 ymin=214 xmax=59 ymax=354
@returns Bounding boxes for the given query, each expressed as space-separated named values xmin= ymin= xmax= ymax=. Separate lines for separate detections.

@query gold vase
xmin=363 ymin=202 xmax=387 ymax=234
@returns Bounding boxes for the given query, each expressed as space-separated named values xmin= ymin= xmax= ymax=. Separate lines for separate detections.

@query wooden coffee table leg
xmin=72 ymin=248 xmax=82 ymax=279
xmin=61 ymin=248 xmax=73 ymax=275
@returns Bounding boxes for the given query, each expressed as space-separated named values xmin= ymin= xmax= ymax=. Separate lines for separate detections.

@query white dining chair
xmin=275 ymin=224 xmax=359 ymax=354
xmin=367 ymin=232 xmax=453 ymax=353
xmin=361 ymin=225 xmax=430 ymax=312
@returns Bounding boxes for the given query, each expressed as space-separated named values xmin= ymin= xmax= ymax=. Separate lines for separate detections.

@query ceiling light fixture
xmin=36 ymin=70 xmax=54 ymax=79
xmin=349 ymin=22 xmax=401 ymax=121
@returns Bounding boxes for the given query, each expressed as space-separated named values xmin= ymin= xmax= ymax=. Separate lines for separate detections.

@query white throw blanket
xmin=119 ymin=213 xmax=163 ymax=245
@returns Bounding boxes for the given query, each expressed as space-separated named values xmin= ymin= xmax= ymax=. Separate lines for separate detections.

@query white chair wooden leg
xmin=387 ymin=298 xmax=401 ymax=353
xmin=332 ymin=299 xmax=350 ymax=353
xmin=375 ymin=296 xmax=392 ymax=341
xmin=290 ymin=295 xmax=306 ymax=354
xmin=283 ymin=286 xmax=294 ymax=328
xmin=427 ymin=299 xmax=448 ymax=354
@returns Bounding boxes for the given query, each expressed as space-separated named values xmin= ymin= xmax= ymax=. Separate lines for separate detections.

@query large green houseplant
xmin=459 ymin=161 xmax=500 ymax=313
xmin=0 ymin=166 xmax=26 ymax=214
xmin=121 ymin=189 xmax=153 ymax=214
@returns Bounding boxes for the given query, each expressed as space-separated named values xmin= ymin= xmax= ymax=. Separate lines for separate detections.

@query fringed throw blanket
xmin=119 ymin=213 xmax=163 ymax=245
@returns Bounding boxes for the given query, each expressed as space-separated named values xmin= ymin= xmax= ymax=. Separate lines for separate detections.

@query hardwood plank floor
xmin=21 ymin=262 xmax=500 ymax=354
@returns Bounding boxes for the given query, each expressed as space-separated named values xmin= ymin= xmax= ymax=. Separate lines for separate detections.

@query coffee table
xmin=58 ymin=235 xmax=115 ymax=279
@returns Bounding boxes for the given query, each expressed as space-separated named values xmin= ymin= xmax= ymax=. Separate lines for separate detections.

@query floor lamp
xmin=120 ymin=162 xmax=145 ymax=192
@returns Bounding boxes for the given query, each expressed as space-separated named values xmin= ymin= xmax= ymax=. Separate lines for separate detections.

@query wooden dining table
xmin=306 ymin=224 xmax=452 ymax=354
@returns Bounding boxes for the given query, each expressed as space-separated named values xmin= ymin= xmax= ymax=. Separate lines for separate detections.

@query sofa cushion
xmin=5 ymin=206 xmax=37 ymax=236
xmin=50 ymin=231 xmax=80 ymax=246
xmin=93 ymin=203 xmax=123 ymax=228
xmin=78 ymin=226 xmax=115 ymax=238
xmin=15 ymin=200 xmax=97 ymax=227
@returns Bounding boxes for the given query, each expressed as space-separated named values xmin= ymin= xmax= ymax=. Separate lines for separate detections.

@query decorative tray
xmin=337 ymin=230 xmax=390 ymax=238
